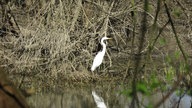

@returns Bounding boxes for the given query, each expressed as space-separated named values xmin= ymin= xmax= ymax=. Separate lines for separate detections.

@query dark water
xmin=27 ymin=85 xmax=191 ymax=108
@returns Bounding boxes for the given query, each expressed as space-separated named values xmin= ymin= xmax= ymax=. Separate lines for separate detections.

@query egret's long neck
xmin=101 ymin=38 xmax=106 ymax=54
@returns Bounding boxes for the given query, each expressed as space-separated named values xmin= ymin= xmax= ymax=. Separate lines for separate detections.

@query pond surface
xmin=27 ymin=84 xmax=192 ymax=108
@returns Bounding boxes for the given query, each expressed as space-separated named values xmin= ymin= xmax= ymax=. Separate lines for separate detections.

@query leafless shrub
xmin=0 ymin=0 xmax=191 ymax=89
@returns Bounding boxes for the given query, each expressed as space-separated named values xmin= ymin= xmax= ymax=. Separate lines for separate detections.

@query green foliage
xmin=173 ymin=7 xmax=182 ymax=17
xmin=120 ymin=88 xmax=132 ymax=98
xmin=137 ymin=82 xmax=149 ymax=95
xmin=131 ymin=0 xmax=135 ymax=7
xmin=165 ymin=66 xmax=175 ymax=82
xmin=174 ymin=50 xmax=181 ymax=60
xmin=158 ymin=37 xmax=166 ymax=46
xmin=175 ymin=89 xmax=185 ymax=96
xmin=120 ymin=82 xmax=150 ymax=97
xmin=150 ymin=74 xmax=160 ymax=89
xmin=146 ymin=104 xmax=153 ymax=108
xmin=184 ymin=63 xmax=190 ymax=73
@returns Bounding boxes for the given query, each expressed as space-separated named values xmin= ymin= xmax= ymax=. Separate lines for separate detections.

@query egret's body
xmin=92 ymin=91 xmax=107 ymax=108
xmin=91 ymin=37 xmax=111 ymax=72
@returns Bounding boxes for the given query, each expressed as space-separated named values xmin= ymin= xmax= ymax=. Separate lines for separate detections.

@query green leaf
xmin=173 ymin=8 xmax=182 ymax=17
xmin=165 ymin=55 xmax=172 ymax=63
xmin=174 ymin=50 xmax=181 ymax=59
xmin=159 ymin=37 xmax=166 ymax=45
xmin=120 ymin=89 xmax=132 ymax=97
xmin=165 ymin=66 xmax=175 ymax=81
xmin=151 ymin=78 xmax=160 ymax=89
xmin=149 ymin=74 xmax=160 ymax=90
xmin=137 ymin=83 xmax=148 ymax=94
xmin=146 ymin=104 xmax=153 ymax=108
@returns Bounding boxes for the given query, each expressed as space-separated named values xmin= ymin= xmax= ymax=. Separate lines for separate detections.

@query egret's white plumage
xmin=91 ymin=37 xmax=111 ymax=72
xmin=92 ymin=91 xmax=107 ymax=108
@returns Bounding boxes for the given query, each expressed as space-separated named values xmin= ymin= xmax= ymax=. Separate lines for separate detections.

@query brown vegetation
xmin=1 ymin=0 xmax=192 ymax=107
xmin=0 ymin=0 xmax=192 ymax=95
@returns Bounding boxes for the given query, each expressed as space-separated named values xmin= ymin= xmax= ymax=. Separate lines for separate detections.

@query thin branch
xmin=164 ymin=1 xmax=187 ymax=62
xmin=150 ymin=20 xmax=170 ymax=50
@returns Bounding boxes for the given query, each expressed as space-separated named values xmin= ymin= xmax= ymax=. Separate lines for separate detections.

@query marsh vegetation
xmin=0 ymin=0 xmax=192 ymax=107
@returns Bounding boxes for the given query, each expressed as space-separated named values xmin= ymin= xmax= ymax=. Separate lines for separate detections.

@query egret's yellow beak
xmin=107 ymin=37 xmax=112 ymax=40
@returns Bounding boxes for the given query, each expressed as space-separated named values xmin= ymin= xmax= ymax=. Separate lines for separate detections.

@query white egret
xmin=92 ymin=91 xmax=107 ymax=108
xmin=91 ymin=36 xmax=111 ymax=72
